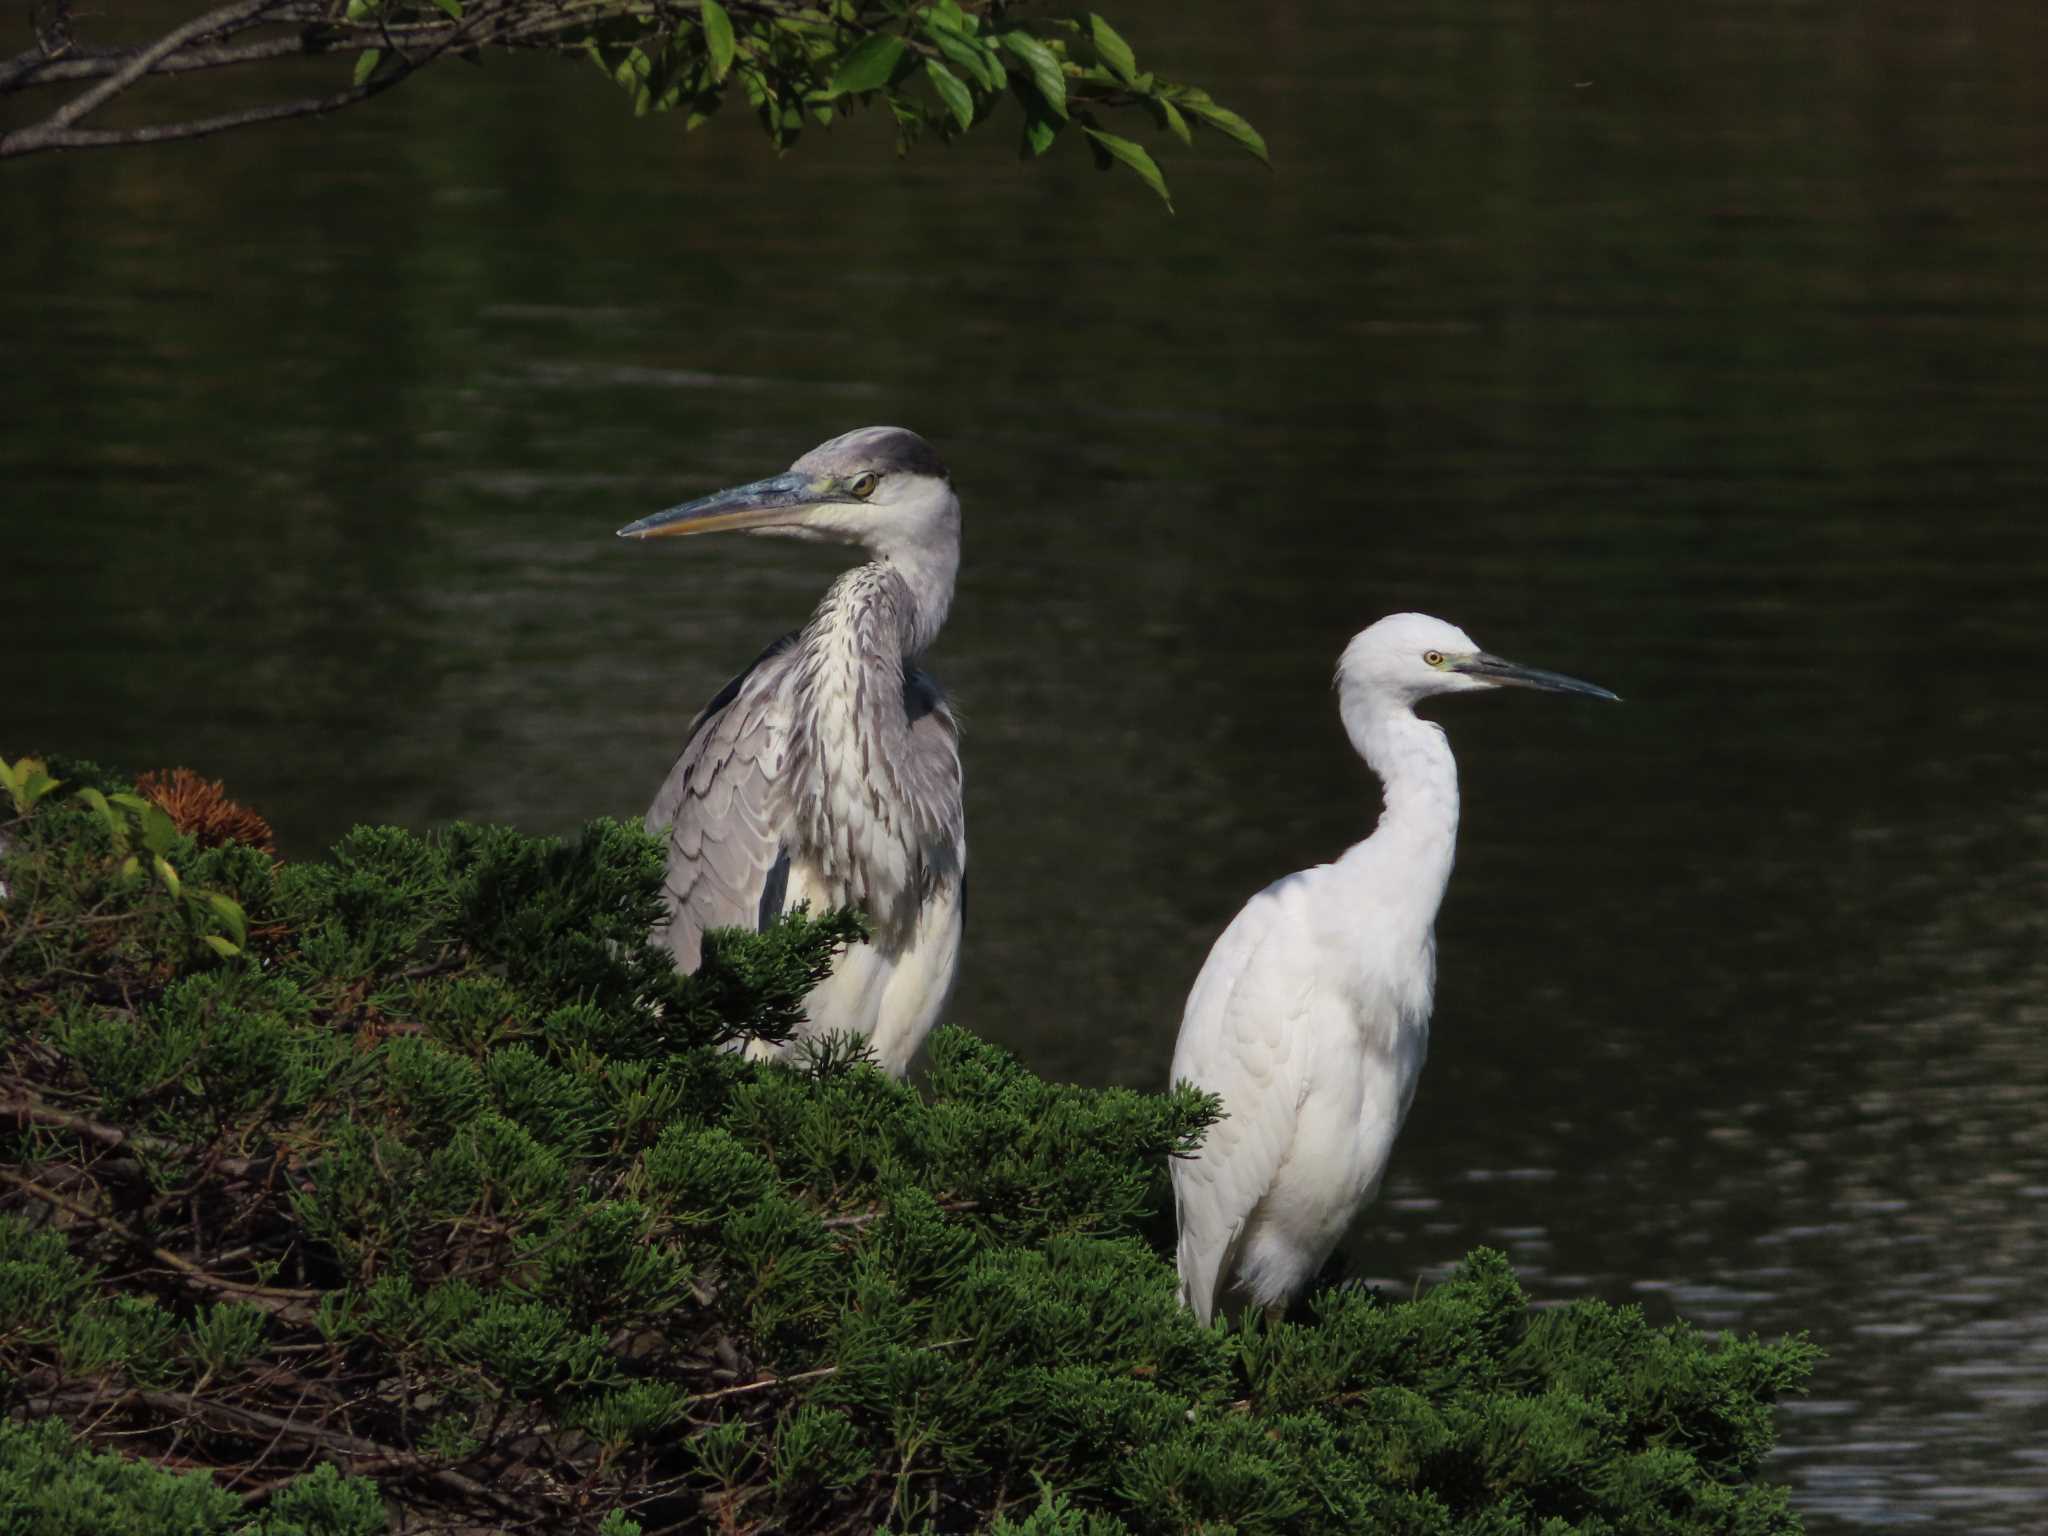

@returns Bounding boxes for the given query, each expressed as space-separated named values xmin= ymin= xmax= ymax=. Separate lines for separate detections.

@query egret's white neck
xmin=1338 ymin=693 xmax=1461 ymax=923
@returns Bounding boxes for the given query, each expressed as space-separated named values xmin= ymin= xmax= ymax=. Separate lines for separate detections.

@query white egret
xmin=619 ymin=427 xmax=965 ymax=1077
xmin=1169 ymin=612 xmax=1618 ymax=1323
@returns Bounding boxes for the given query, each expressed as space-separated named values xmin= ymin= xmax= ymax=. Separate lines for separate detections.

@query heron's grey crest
xmin=620 ymin=426 xmax=966 ymax=1077
xmin=1169 ymin=613 xmax=1618 ymax=1324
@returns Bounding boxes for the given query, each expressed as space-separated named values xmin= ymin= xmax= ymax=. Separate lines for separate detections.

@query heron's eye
xmin=1423 ymin=650 xmax=1445 ymax=667
xmin=847 ymin=471 xmax=880 ymax=500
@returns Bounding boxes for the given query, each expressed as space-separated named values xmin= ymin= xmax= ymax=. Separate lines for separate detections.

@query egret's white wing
xmin=1169 ymin=874 xmax=1320 ymax=1325
xmin=646 ymin=635 xmax=800 ymax=971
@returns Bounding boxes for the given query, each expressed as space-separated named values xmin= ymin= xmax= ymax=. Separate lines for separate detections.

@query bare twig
xmin=820 ymin=1196 xmax=978 ymax=1230
xmin=684 ymin=1336 xmax=968 ymax=1406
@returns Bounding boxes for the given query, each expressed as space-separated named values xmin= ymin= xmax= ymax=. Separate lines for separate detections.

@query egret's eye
xmin=1423 ymin=650 xmax=1445 ymax=667
xmin=847 ymin=471 xmax=880 ymax=500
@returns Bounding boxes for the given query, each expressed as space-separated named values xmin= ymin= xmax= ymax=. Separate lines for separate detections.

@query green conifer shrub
xmin=0 ymin=757 xmax=1817 ymax=1533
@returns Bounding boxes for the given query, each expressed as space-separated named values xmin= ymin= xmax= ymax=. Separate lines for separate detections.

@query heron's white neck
xmin=1338 ymin=694 xmax=1461 ymax=924
xmin=873 ymin=536 xmax=957 ymax=658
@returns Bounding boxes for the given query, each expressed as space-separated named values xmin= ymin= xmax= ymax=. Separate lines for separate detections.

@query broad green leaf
xmin=342 ymin=0 xmax=379 ymax=19
xmin=430 ymin=0 xmax=462 ymax=18
xmin=19 ymin=768 xmax=58 ymax=809
xmin=1088 ymin=13 xmax=1137 ymax=83
xmin=153 ymin=853 xmax=181 ymax=899
xmin=0 ymin=758 xmax=18 ymax=798
xmin=700 ymin=0 xmax=736 ymax=83
xmin=119 ymin=854 xmax=141 ymax=882
xmin=201 ymin=935 xmax=242 ymax=959
xmin=924 ymin=58 xmax=973 ymax=131
xmin=352 ymin=48 xmax=381 ymax=87
xmin=997 ymin=30 xmax=1066 ymax=119
xmin=829 ymin=33 xmax=905 ymax=95
xmin=922 ymin=17 xmax=1003 ymax=91
xmin=109 ymin=792 xmax=152 ymax=814
xmin=1179 ymin=96 xmax=1269 ymax=163
xmin=1082 ymin=126 xmax=1172 ymax=209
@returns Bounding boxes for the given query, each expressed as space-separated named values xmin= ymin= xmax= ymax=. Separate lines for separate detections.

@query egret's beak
xmin=1456 ymin=653 xmax=1621 ymax=703
xmin=617 ymin=472 xmax=840 ymax=540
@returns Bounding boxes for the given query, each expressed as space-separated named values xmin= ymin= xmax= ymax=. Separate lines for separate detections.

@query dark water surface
xmin=6 ymin=2 xmax=2047 ymax=1526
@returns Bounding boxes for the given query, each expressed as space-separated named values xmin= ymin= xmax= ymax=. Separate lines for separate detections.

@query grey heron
xmin=1169 ymin=613 xmax=1618 ymax=1324
xmin=619 ymin=426 xmax=965 ymax=1076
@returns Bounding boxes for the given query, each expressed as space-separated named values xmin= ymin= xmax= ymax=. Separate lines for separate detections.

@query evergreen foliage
xmin=0 ymin=757 xmax=1817 ymax=1533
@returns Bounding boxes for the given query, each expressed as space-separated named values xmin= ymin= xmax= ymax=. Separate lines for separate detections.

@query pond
xmin=4 ymin=2 xmax=2046 ymax=1526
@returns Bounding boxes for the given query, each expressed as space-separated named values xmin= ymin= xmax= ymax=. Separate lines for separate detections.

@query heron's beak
xmin=617 ymin=472 xmax=839 ymax=539
xmin=1455 ymin=653 xmax=1621 ymax=703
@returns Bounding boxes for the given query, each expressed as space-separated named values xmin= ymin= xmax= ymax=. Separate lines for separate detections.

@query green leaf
xmin=152 ymin=854 xmax=181 ymax=899
xmin=1178 ymin=96 xmax=1269 ymax=163
xmin=921 ymin=16 xmax=1003 ymax=92
xmin=136 ymin=803 xmax=178 ymax=857
xmin=1157 ymin=95 xmax=1191 ymax=146
xmin=19 ymin=768 xmax=59 ymax=810
xmin=119 ymin=853 xmax=141 ymax=882
xmin=205 ymin=892 xmax=249 ymax=948
xmin=1021 ymin=114 xmax=1058 ymax=156
xmin=828 ymin=33 xmax=905 ymax=96
xmin=342 ymin=0 xmax=379 ymax=19
xmin=430 ymin=0 xmax=462 ymax=18
xmin=200 ymin=935 xmax=242 ymax=959
xmin=1088 ymin=13 xmax=1137 ymax=83
xmin=700 ymin=0 xmax=736 ymax=83
xmin=352 ymin=48 xmax=381 ymax=88
xmin=615 ymin=45 xmax=651 ymax=91
xmin=924 ymin=58 xmax=973 ymax=131
xmin=0 ymin=757 xmax=57 ymax=814
xmin=76 ymin=787 xmax=125 ymax=848
xmin=997 ymin=30 xmax=1066 ymax=119
xmin=1082 ymin=126 xmax=1172 ymax=209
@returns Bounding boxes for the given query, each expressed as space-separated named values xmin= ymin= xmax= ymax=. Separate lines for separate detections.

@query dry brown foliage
xmin=136 ymin=768 xmax=277 ymax=856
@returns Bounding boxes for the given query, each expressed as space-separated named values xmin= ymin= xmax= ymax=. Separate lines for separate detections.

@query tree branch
xmin=43 ymin=0 xmax=291 ymax=133
xmin=20 ymin=1382 xmax=535 ymax=1519
xmin=0 ymin=0 xmax=499 ymax=157
xmin=1 ymin=1094 xmax=274 ymax=1180
xmin=0 ymin=1165 xmax=320 ymax=1323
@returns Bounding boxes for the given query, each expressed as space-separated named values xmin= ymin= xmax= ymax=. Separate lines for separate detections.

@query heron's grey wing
xmin=901 ymin=665 xmax=966 ymax=893
xmin=1168 ymin=875 xmax=1318 ymax=1325
xmin=645 ymin=634 xmax=800 ymax=971
xmin=859 ymin=666 xmax=967 ymax=1074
